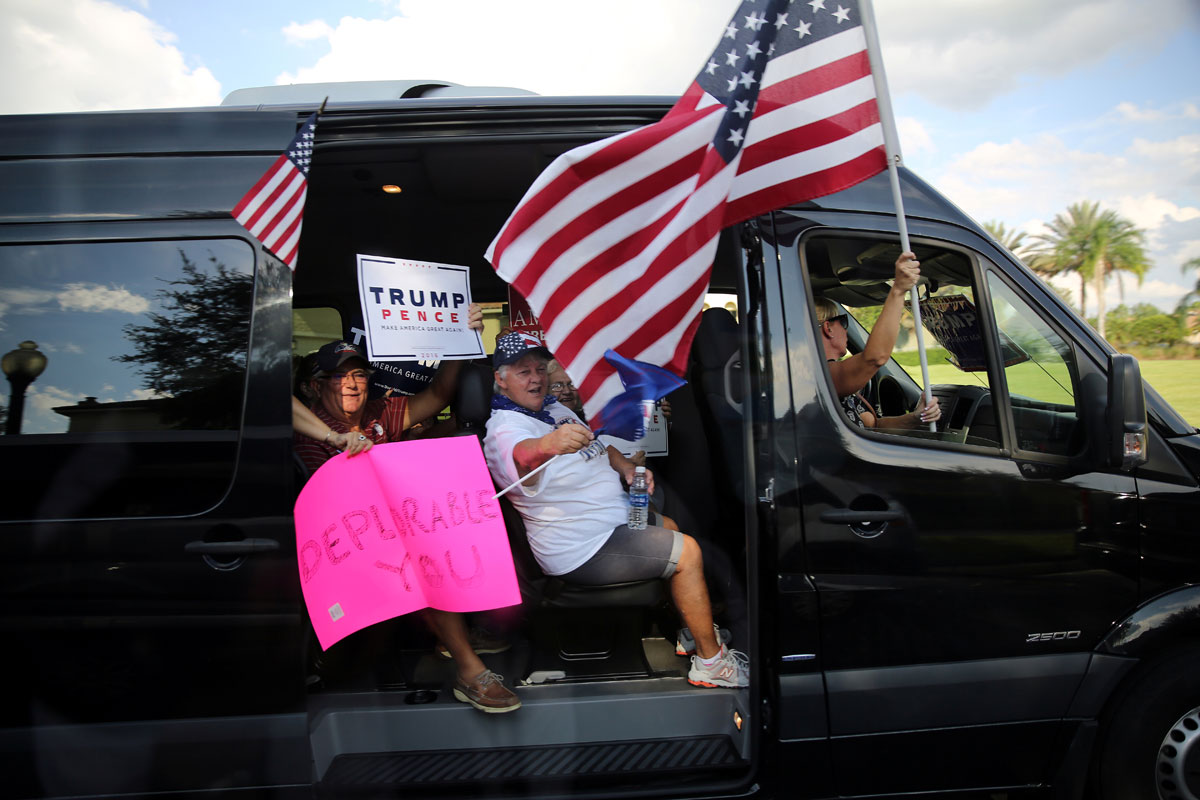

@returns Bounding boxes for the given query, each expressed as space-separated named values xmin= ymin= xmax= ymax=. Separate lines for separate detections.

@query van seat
xmin=690 ymin=307 xmax=746 ymax=510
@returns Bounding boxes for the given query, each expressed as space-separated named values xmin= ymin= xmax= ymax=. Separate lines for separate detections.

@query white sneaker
xmin=688 ymin=644 xmax=749 ymax=688
xmin=675 ymin=624 xmax=732 ymax=656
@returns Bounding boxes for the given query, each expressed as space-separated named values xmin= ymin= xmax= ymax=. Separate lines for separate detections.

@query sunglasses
xmin=826 ymin=313 xmax=848 ymax=329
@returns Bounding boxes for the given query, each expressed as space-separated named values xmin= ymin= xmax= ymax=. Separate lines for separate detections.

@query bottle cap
xmin=634 ymin=466 xmax=646 ymax=473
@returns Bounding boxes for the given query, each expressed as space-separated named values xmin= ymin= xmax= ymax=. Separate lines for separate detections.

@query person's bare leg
xmin=423 ymin=609 xmax=487 ymax=681
xmin=669 ymin=534 xmax=720 ymax=659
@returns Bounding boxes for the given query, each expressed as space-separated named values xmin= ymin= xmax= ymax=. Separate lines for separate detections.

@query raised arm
xmin=829 ymin=252 xmax=920 ymax=396
xmin=402 ymin=302 xmax=484 ymax=428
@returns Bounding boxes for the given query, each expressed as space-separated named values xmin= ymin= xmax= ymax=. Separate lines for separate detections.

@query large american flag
xmin=233 ymin=111 xmax=318 ymax=270
xmin=487 ymin=0 xmax=887 ymax=422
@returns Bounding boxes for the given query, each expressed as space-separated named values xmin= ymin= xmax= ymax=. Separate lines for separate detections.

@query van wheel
xmin=1091 ymin=647 xmax=1200 ymax=800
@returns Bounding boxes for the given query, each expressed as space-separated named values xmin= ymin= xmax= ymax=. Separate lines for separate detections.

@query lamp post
xmin=2 ymin=341 xmax=48 ymax=435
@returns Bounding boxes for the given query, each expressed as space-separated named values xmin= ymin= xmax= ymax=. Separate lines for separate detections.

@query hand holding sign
xmin=294 ymin=437 xmax=520 ymax=650
xmin=357 ymin=255 xmax=486 ymax=362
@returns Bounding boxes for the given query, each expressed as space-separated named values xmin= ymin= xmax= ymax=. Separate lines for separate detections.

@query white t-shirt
xmin=484 ymin=404 xmax=628 ymax=576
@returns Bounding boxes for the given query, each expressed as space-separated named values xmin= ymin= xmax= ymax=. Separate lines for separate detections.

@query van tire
xmin=1090 ymin=646 xmax=1200 ymax=800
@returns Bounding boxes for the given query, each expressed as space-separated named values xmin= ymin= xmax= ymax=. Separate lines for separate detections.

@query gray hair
xmin=493 ymin=353 xmax=549 ymax=393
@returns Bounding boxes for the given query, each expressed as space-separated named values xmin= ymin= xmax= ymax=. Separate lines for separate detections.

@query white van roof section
xmin=221 ymin=80 xmax=538 ymax=107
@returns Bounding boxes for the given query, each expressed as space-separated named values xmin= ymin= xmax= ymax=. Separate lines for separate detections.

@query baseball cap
xmin=492 ymin=331 xmax=551 ymax=369
xmin=312 ymin=340 xmax=373 ymax=377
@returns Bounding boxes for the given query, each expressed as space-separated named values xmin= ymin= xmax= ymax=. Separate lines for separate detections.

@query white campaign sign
xmin=603 ymin=401 xmax=669 ymax=458
xmin=356 ymin=255 xmax=485 ymax=361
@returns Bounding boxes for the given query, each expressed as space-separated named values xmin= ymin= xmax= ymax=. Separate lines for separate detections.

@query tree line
xmin=984 ymin=202 xmax=1199 ymax=352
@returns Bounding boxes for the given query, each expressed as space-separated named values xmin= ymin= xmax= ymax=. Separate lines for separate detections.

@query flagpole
xmin=859 ymin=0 xmax=935 ymax=431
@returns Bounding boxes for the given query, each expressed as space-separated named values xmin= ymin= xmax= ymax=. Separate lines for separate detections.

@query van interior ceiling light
xmin=381 ymin=184 xmax=402 ymax=194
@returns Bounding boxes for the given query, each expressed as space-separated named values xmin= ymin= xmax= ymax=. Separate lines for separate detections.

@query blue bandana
xmin=491 ymin=393 xmax=558 ymax=426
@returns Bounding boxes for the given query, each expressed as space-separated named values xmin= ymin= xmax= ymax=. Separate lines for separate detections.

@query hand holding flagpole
xmin=860 ymin=0 xmax=936 ymax=431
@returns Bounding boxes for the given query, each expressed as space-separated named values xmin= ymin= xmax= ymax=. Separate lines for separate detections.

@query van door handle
xmin=819 ymin=509 xmax=903 ymax=524
xmin=185 ymin=538 xmax=280 ymax=555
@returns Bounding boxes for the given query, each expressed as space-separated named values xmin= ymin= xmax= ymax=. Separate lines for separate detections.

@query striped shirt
xmin=293 ymin=395 xmax=409 ymax=472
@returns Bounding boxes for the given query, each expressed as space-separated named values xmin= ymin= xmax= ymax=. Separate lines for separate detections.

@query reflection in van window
xmin=0 ymin=239 xmax=253 ymax=519
xmin=986 ymin=271 xmax=1082 ymax=456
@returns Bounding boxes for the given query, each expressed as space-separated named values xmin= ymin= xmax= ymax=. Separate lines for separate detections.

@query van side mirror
xmin=1107 ymin=353 xmax=1148 ymax=472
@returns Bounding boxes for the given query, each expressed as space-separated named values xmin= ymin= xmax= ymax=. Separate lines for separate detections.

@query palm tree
xmin=1180 ymin=257 xmax=1200 ymax=336
xmin=1029 ymin=202 xmax=1100 ymax=314
xmin=1030 ymin=202 xmax=1150 ymax=339
xmin=983 ymin=220 xmax=1030 ymax=263
xmin=1179 ymin=256 xmax=1200 ymax=310
xmin=1088 ymin=212 xmax=1150 ymax=338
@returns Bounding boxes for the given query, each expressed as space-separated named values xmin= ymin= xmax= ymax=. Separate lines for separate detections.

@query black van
xmin=1 ymin=82 xmax=1198 ymax=800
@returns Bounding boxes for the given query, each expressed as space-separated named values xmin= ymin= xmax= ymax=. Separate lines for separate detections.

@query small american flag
xmin=487 ymin=0 xmax=887 ymax=421
xmin=233 ymin=111 xmax=318 ymax=270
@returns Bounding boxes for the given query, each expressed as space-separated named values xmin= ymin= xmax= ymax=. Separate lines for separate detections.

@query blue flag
xmin=589 ymin=350 xmax=687 ymax=441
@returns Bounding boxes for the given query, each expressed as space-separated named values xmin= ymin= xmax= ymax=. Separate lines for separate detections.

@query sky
xmin=2 ymin=0 xmax=1199 ymax=318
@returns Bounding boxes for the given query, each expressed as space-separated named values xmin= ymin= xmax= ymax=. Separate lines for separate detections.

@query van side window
xmin=803 ymin=236 xmax=1002 ymax=449
xmin=0 ymin=239 xmax=253 ymax=520
xmin=986 ymin=271 xmax=1082 ymax=456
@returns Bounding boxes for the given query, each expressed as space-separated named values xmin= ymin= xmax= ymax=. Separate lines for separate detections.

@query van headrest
xmin=453 ymin=361 xmax=493 ymax=433
xmin=693 ymin=308 xmax=740 ymax=369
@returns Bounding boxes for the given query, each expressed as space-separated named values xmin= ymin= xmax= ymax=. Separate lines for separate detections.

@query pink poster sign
xmin=293 ymin=437 xmax=521 ymax=650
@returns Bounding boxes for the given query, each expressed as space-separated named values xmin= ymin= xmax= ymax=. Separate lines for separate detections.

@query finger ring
xmin=358 ymin=434 xmax=366 ymax=441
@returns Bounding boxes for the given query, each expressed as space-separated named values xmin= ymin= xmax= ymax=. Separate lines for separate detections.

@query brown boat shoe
xmin=452 ymin=669 xmax=521 ymax=713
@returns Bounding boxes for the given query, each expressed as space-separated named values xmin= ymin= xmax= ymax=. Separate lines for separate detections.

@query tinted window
xmin=986 ymin=271 xmax=1082 ymax=455
xmin=0 ymin=239 xmax=253 ymax=519
xmin=806 ymin=236 xmax=1002 ymax=448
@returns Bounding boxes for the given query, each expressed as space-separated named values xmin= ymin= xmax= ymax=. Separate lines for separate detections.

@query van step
xmin=321 ymin=735 xmax=741 ymax=790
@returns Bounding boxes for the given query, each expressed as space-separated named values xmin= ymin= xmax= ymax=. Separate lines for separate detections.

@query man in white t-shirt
xmin=482 ymin=332 xmax=748 ymax=689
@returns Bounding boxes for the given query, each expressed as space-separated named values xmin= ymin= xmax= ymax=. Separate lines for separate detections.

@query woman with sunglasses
xmin=815 ymin=252 xmax=940 ymax=430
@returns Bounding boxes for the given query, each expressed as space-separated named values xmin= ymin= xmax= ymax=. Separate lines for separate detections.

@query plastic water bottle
xmin=627 ymin=466 xmax=648 ymax=530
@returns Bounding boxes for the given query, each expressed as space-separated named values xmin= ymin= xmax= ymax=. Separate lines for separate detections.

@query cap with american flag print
xmin=492 ymin=332 xmax=551 ymax=370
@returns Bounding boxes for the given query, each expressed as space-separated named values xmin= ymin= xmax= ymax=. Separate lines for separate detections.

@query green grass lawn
xmin=1139 ymin=361 xmax=1200 ymax=427
xmin=901 ymin=359 xmax=1200 ymax=427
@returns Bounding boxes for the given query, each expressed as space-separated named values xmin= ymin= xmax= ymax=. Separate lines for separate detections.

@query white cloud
xmin=1128 ymin=134 xmax=1200 ymax=165
xmin=928 ymin=130 xmax=1200 ymax=312
xmin=24 ymin=384 xmax=86 ymax=434
xmin=127 ymin=387 xmax=170 ymax=401
xmin=0 ymin=287 xmax=57 ymax=309
xmin=897 ymin=116 xmax=935 ymax=157
xmin=874 ymin=0 xmax=1200 ymax=109
xmin=283 ymin=19 xmax=335 ymax=45
xmin=0 ymin=0 xmax=222 ymax=113
xmin=1175 ymin=240 xmax=1200 ymax=264
xmin=933 ymin=133 xmax=1199 ymax=233
xmin=274 ymin=1 xmax=740 ymax=96
xmin=1114 ymin=101 xmax=1200 ymax=123
xmin=58 ymin=283 xmax=150 ymax=315
xmin=1113 ymin=194 xmax=1200 ymax=235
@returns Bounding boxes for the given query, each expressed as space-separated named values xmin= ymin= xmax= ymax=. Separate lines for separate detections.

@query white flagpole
xmin=859 ymin=0 xmax=935 ymax=431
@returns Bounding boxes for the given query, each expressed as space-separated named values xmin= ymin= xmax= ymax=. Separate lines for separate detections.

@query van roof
xmin=0 ymin=91 xmax=981 ymax=242
xmin=221 ymin=80 xmax=539 ymax=108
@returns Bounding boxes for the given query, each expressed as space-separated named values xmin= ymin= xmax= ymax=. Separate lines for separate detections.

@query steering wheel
xmin=876 ymin=374 xmax=908 ymax=418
